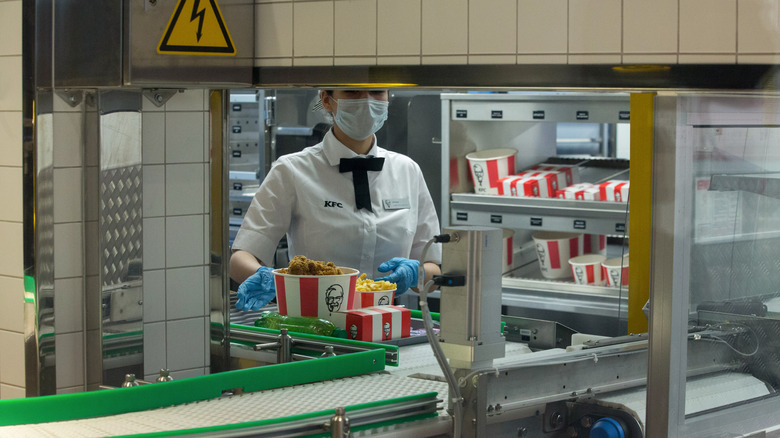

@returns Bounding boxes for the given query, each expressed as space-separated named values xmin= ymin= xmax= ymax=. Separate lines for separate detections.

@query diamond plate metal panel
xmin=99 ymin=165 xmax=142 ymax=287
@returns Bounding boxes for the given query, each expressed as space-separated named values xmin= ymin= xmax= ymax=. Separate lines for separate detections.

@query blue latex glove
xmin=376 ymin=257 xmax=420 ymax=296
xmin=236 ymin=266 xmax=276 ymax=311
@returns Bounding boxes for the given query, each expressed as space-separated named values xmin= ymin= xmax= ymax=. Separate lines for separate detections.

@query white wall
xmin=139 ymin=91 xmax=212 ymax=383
xmin=255 ymin=0 xmax=780 ymax=66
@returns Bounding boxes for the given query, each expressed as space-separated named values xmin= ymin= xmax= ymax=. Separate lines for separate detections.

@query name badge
xmin=383 ymin=198 xmax=411 ymax=210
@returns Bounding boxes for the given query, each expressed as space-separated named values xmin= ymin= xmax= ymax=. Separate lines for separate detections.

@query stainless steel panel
xmin=209 ymin=90 xmax=231 ymax=373
xmin=53 ymin=0 xmax=123 ymax=87
xmin=98 ymin=92 xmax=144 ymax=387
xmin=253 ymin=64 xmax=780 ymax=90
xmin=126 ymin=0 xmax=253 ymax=87
xmin=28 ymin=95 xmax=56 ymax=396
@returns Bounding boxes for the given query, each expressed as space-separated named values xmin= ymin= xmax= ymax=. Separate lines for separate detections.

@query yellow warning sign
xmin=158 ymin=0 xmax=235 ymax=56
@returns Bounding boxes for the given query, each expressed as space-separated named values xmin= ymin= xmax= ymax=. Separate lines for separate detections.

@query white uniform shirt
xmin=232 ymin=130 xmax=442 ymax=278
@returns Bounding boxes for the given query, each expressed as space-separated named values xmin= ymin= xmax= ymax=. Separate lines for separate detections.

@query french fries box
xmin=497 ymin=176 xmax=540 ymax=197
xmin=557 ymin=183 xmax=601 ymax=200
xmin=331 ymin=305 xmax=411 ymax=342
xmin=354 ymin=289 xmax=396 ymax=308
xmin=599 ymin=180 xmax=630 ymax=202
xmin=531 ymin=164 xmax=580 ymax=186
xmin=515 ymin=170 xmax=560 ymax=198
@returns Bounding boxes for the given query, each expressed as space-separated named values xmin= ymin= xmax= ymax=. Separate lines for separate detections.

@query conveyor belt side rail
xmin=0 ymin=349 xmax=385 ymax=426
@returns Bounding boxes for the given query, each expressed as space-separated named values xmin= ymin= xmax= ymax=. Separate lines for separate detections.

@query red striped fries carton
xmin=274 ymin=268 xmax=358 ymax=318
xmin=599 ymin=180 xmax=630 ymax=202
xmin=515 ymin=170 xmax=560 ymax=198
xmin=331 ymin=305 xmax=411 ymax=342
xmin=497 ymin=176 xmax=540 ymax=197
xmin=557 ymin=183 xmax=601 ymax=200
xmin=466 ymin=149 xmax=517 ymax=195
xmin=531 ymin=163 xmax=579 ymax=186
xmin=354 ymin=289 xmax=395 ymax=308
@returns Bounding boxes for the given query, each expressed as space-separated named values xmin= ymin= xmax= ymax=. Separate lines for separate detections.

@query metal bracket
xmin=55 ymin=90 xmax=84 ymax=108
xmin=142 ymin=89 xmax=180 ymax=108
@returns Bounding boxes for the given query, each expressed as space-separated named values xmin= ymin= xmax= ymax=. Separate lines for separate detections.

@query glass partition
xmin=651 ymin=93 xmax=780 ymax=437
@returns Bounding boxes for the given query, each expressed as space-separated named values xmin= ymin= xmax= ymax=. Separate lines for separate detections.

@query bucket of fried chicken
xmin=273 ymin=255 xmax=358 ymax=318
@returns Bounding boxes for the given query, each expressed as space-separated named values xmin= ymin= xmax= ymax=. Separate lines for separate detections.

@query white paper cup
xmin=502 ymin=228 xmax=514 ymax=274
xmin=466 ymin=149 xmax=516 ymax=195
xmin=569 ymin=254 xmax=607 ymax=285
xmin=354 ymin=289 xmax=396 ymax=308
xmin=532 ymin=231 xmax=583 ymax=279
xmin=273 ymin=267 xmax=358 ymax=317
xmin=602 ymin=255 xmax=629 ymax=288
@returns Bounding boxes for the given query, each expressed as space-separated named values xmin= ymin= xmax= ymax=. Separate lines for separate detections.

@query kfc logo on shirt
xmin=324 ymin=200 xmax=343 ymax=208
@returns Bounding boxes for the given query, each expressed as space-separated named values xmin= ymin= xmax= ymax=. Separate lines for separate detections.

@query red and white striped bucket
xmin=466 ymin=149 xmax=516 ymax=195
xmin=532 ymin=231 xmax=582 ymax=279
xmin=602 ymin=255 xmax=629 ymax=288
xmin=569 ymin=254 xmax=607 ymax=286
xmin=582 ymin=234 xmax=607 ymax=256
xmin=273 ymin=268 xmax=358 ymax=318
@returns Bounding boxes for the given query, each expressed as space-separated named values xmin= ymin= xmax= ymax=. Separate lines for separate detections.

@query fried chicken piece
xmin=281 ymin=255 xmax=344 ymax=275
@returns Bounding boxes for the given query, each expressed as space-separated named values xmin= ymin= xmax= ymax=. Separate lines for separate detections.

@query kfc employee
xmin=229 ymin=89 xmax=442 ymax=311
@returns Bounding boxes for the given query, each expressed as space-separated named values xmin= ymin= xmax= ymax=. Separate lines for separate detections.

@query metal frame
xmin=253 ymin=64 xmax=780 ymax=91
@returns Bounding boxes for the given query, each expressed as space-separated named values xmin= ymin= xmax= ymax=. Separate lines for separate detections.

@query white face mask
xmin=332 ymin=97 xmax=389 ymax=141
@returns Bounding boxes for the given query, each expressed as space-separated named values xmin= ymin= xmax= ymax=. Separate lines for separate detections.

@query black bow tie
xmin=339 ymin=156 xmax=385 ymax=212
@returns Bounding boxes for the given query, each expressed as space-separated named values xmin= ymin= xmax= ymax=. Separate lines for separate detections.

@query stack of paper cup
xmin=532 ymin=231 xmax=582 ymax=279
xmin=602 ymin=255 xmax=629 ymax=287
xmin=569 ymin=254 xmax=607 ymax=285
xmin=466 ymin=149 xmax=516 ymax=195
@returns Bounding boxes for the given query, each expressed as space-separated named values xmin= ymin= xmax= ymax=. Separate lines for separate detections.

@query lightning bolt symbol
xmin=190 ymin=0 xmax=206 ymax=42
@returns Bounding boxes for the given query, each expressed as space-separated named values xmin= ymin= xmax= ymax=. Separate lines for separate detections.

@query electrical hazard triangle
xmin=158 ymin=0 xmax=235 ymax=56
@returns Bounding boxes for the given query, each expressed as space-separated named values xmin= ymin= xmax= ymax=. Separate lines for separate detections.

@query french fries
xmin=355 ymin=273 xmax=396 ymax=291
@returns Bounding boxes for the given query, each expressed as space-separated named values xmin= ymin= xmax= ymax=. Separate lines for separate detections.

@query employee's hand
xmin=376 ymin=257 xmax=420 ymax=296
xmin=236 ymin=266 xmax=276 ymax=311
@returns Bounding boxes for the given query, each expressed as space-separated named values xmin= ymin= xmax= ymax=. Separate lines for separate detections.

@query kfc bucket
xmin=274 ymin=268 xmax=358 ymax=317
xmin=569 ymin=254 xmax=607 ymax=286
xmin=602 ymin=255 xmax=629 ymax=288
xmin=532 ymin=232 xmax=582 ymax=279
xmin=466 ymin=149 xmax=516 ymax=194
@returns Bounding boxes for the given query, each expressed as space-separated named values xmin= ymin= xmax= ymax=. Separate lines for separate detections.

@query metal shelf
xmin=451 ymin=194 xmax=629 ymax=235
xmin=449 ymin=157 xmax=630 ymax=235
xmin=443 ymin=92 xmax=631 ymax=124
xmin=709 ymin=172 xmax=780 ymax=200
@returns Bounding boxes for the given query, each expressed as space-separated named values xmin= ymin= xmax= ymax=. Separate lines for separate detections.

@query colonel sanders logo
xmin=349 ymin=324 xmax=358 ymax=340
xmin=378 ymin=295 xmax=390 ymax=306
xmin=472 ymin=164 xmax=484 ymax=185
xmin=326 ymin=284 xmax=344 ymax=312
xmin=574 ymin=266 xmax=584 ymax=284
xmin=536 ymin=243 xmax=547 ymax=272
xmin=609 ymin=269 xmax=621 ymax=287
xmin=532 ymin=185 xmax=538 ymax=196
xmin=383 ymin=322 xmax=391 ymax=340
xmin=510 ymin=185 xmax=517 ymax=196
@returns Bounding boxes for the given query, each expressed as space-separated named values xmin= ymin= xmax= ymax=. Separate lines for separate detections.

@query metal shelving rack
xmin=439 ymin=93 xmax=632 ymax=336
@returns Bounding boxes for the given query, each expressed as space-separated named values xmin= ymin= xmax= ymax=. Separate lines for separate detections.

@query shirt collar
xmin=322 ymin=129 xmax=383 ymax=167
